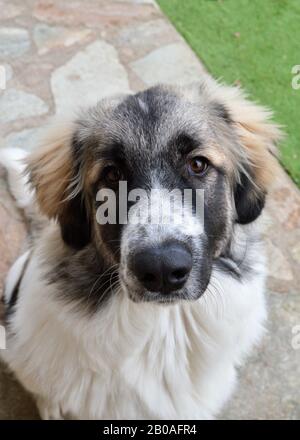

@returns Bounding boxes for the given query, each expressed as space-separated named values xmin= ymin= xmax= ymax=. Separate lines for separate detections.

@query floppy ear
xmin=233 ymin=169 xmax=266 ymax=224
xmin=204 ymin=77 xmax=283 ymax=224
xmin=231 ymin=96 xmax=282 ymax=224
xmin=27 ymin=120 xmax=91 ymax=249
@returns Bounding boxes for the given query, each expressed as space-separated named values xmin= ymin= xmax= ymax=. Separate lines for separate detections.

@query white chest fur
xmin=3 ymin=248 xmax=266 ymax=420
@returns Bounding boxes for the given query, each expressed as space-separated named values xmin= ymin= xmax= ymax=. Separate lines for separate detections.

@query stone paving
xmin=0 ymin=0 xmax=299 ymax=420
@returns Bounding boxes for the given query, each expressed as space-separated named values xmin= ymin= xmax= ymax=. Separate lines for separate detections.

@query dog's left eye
xmin=103 ymin=165 xmax=123 ymax=185
xmin=187 ymin=157 xmax=209 ymax=176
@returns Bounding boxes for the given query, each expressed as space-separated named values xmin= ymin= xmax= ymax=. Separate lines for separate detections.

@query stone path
xmin=0 ymin=0 xmax=299 ymax=420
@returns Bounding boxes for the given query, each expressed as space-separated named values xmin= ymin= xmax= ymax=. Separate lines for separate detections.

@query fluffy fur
xmin=0 ymin=77 xmax=282 ymax=419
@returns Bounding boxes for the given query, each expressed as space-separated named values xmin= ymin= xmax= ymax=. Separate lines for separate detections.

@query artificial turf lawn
xmin=157 ymin=0 xmax=300 ymax=186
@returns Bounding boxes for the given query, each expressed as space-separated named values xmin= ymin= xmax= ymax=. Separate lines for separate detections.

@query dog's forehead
xmin=105 ymin=86 xmax=209 ymax=154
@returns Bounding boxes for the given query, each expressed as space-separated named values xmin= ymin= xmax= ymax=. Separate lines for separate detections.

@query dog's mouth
xmin=126 ymin=286 xmax=189 ymax=305
xmin=119 ymin=270 xmax=208 ymax=305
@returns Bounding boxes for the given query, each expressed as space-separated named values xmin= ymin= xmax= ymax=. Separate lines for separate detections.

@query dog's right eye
xmin=102 ymin=165 xmax=123 ymax=185
xmin=187 ymin=156 xmax=209 ymax=176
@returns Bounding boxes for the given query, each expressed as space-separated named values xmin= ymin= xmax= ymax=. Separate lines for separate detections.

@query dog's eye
xmin=187 ymin=157 xmax=209 ymax=176
xmin=103 ymin=165 xmax=123 ymax=185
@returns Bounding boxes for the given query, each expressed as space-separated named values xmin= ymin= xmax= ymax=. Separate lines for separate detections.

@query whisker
xmin=87 ymin=263 xmax=119 ymax=300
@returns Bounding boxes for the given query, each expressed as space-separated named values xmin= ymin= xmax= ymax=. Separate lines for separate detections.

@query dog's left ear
xmin=208 ymin=80 xmax=283 ymax=224
xmin=232 ymin=100 xmax=282 ymax=224
xmin=27 ymin=120 xmax=91 ymax=249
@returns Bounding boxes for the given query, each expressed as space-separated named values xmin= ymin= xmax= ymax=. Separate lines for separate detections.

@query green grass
xmin=157 ymin=0 xmax=300 ymax=185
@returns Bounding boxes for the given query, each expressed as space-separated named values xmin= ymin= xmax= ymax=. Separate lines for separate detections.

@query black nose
xmin=130 ymin=242 xmax=192 ymax=294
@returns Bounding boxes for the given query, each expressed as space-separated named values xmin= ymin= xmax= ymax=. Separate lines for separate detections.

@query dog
xmin=0 ymin=76 xmax=282 ymax=419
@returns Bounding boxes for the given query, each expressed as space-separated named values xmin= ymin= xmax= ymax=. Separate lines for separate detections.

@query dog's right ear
xmin=27 ymin=120 xmax=91 ymax=249
xmin=196 ymin=75 xmax=283 ymax=224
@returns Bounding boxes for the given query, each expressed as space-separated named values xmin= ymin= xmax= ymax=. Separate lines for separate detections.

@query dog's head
xmin=28 ymin=77 xmax=282 ymax=304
